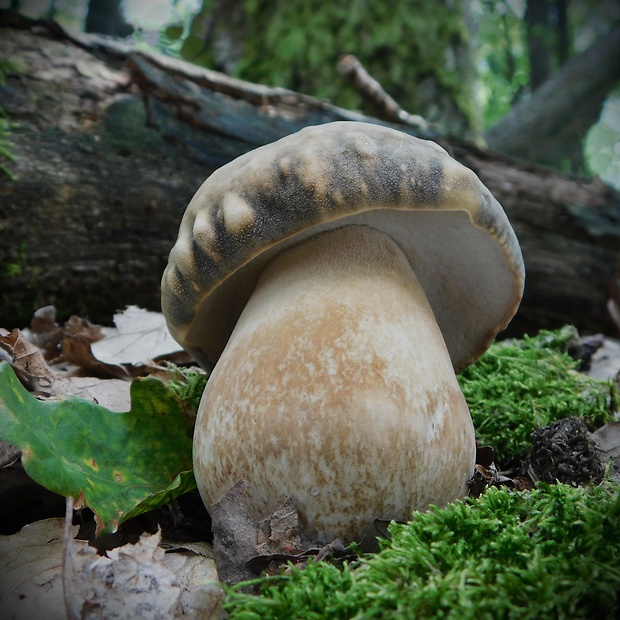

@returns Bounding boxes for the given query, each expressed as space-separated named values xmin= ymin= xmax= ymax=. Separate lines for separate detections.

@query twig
xmin=337 ymin=54 xmax=431 ymax=132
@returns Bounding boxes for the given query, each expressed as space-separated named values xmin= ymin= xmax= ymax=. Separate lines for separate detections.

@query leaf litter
xmin=1 ymin=309 xmax=620 ymax=616
xmin=0 ymin=362 xmax=196 ymax=534
xmin=0 ymin=501 xmax=222 ymax=620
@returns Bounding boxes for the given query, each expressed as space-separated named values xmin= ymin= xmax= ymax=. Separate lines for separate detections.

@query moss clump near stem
xmin=224 ymin=483 xmax=620 ymax=619
xmin=458 ymin=325 xmax=618 ymax=467
xmin=165 ymin=364 xmax=209 ymax=419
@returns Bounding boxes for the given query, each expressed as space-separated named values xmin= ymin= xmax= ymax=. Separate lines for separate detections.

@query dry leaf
xmin=587 ymin=337 xmax=620 ymax=381
xmin=0 ymin=327 xmax=132 ymax=407
xmin=65 ymin=377 xmax=132 ymax=412
xmin=25 ymin=307 xmax=103 ymax=361
xmin=90 ymin=306 xmax=183 ymax=366
xmin=593 ymin=421 xmax=620 ymax=470
xmin=27 ymin=305 xmax=63 ymax=355
xmin=62 ymin=499 xmax=220 ymax=619
xmin=0 ymin=517 xmax=80 ymax=620
xmin=210 ymin=480 xmax=260 ymax=586
xmin=0 ymin=441 xmax=20 ymax=468
xmin=256 ymin=497 xmax=304 ymax=556
xmin=62 ymin=334 xmax=131 ymax=380
xmin=0 ymin=328 xmax=76 ymax=397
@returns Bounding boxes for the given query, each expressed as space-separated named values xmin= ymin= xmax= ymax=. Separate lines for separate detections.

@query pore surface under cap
xmin=161 ymin=121 xmax=525 ymax=371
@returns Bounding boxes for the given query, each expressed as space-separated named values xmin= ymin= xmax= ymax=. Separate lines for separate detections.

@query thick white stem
xmin=193 ymin=225 xmax=475 ymax=543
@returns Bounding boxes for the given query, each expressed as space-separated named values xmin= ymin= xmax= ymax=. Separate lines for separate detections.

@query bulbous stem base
xmin=193 ymin=225 xmax=476 ymax=543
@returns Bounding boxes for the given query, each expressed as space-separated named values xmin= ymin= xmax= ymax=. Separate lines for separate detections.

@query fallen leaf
xmin=593 ymin=421 xmax=620 ymax=470
xmin=0 ymin=362 xmax=195 ymax=534
xmin=0 ymin=441 xmax=20 ymax=468
xmin=64 ymin=526 xmax=182 ymax=619
xmin=62 ymin=333 xmax=131 ymax=380
xmin=24 ymin=306 xmax=104 ymax=362
xmin=91 ymin=306 xmax=183 ymax=366
xmin=66 ymin=377 xmax=132 ymax=412
xmin=0 ymin=508 xmax=221 ymax=620
xmin=256 ymin=497 xmax=304 ymax=556
xmin=26 ymin=305 xmax=63 ymax=356
xmin=0 ymin=328 xmax=108 ymax=402
xmin=0 ymin=328 xmax=61 ymax=395
xmin=210 ymin=480 xmax=260 ymax=586
xmin=63 ymin=499 xmax=220 ymax=620
xmin=587 ymin=337 xmax=620 ymax=381
xmin=0 ymin=517 xmax=79 ymax=620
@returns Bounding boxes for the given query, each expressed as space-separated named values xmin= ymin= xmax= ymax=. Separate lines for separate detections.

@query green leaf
xmin=163 ymin=23 xmax=184 ymax=41
xmin=0 ymin=362 xmax=196 ymax=534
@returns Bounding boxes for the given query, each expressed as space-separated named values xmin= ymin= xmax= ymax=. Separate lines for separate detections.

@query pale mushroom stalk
xmin=194 ymin=224 xmax=475 ymax=543
xmin=162 ymin=121 xmax=525 ymax=546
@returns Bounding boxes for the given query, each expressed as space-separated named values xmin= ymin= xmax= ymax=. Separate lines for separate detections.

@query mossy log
xmin=1 ymin=11 xmax=619 ymax=338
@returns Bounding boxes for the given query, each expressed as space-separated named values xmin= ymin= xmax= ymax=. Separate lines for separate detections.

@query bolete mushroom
xmin=161 ymin=121 xmax=525 ymax=544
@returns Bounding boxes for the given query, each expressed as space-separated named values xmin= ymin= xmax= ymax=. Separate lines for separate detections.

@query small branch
xmin=337 ymin=54 xmax=432 ymax=132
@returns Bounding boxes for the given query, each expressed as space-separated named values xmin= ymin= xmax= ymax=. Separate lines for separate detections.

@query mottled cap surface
xmin=161 ymin=121 xmax=525 ymax=371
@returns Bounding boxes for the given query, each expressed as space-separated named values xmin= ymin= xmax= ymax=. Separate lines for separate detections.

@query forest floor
xmin=1 ymin=306 xmax=619 ymax=618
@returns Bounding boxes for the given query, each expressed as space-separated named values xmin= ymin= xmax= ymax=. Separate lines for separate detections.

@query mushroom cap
xmin=161 ymin=121 xmax=525 ymax=372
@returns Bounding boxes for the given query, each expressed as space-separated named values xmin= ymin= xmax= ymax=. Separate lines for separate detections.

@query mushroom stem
xmin=193 ymin=224 xmax=476 ymax=543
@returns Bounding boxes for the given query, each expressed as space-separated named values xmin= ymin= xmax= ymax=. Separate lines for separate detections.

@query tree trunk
xmin=0 ymin=11 xmax=619 ymax=340
xmin=84 ymin=0 xmax=133 ymax=38
xmin=485 ymin=20 xmax=620 ymax=169
xmin=525 ymin=0 xmax=554 ymax=90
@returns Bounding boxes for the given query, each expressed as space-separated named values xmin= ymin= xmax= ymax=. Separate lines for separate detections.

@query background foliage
xmin=6 ymin=0 xmax=619 ymax=184
xmin=173 ymin=0 xmax=480 ymax=137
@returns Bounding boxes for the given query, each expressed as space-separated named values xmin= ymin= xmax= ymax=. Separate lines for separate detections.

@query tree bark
xmin=1 ymin=11 xmax=619 ymax=340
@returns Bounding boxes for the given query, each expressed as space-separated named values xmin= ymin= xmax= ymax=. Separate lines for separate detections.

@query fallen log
xmin=0 ymin=10 xmax=618 ymax=339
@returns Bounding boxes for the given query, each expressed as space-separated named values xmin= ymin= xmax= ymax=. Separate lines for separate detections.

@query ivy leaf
xmin=0 ymin=362 xmax=196 ymax=534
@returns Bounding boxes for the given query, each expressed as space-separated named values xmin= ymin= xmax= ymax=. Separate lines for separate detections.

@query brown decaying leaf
xmin=0 ymin=305 xmax=199 ymax=414
xmin=5 ymin=305 xmax=191 ymax=387
xmin=211 ymin=482 xmax=358 ymax=584
xmin=26 ymin=306 xmax=104 ymax=361
xmin=0 ymin=327 xmax=75 ymax=398
xmin=61 ymin=333 xmax=132 ymax=380
xmin=0 ymin=327 xmax=132 ymax=411
xmin=0 ymin=503 xmax=222 ymax=619
xmin=0 ymin=441 xmax=20 ymax=468
xmin=256 ymin=497 xmax=305 ymax=556
xmin=210 ymin=480 xmax=260 ymax=586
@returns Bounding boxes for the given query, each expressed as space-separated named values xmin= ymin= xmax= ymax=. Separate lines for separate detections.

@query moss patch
xmin=459 ymin=325 xmax=618 ymax=467
xmin=223 ymin=327 xmax=620 ymax=618
xmin=225 ymin=483 xmax=620 ymax=619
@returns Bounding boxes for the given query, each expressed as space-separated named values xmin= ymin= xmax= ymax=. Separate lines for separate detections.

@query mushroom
xmin=161 ymin=121 xmax=525 ymax=544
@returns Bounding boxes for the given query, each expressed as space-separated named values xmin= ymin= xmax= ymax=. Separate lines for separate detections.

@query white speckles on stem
xmin=192 ymin=225 xmax=475 ymax=543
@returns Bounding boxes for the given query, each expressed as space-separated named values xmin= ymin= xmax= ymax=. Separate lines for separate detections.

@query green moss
xmin=459 ymin=326 xmax=618 ymax=466
xmin=3 ymin=263 xmax=22 ymax=277
xmin=222 ymin=326 xmax=619 ymax=617
xmin=225 ymin=483 xmax=620 ymax=619
xmin=165 ymin=365 xmax=209 ymax=419
xmin=0 ymin=58 xmax=21 ymax=179
xmin=2 ymin=239 xmax=28 ymax=279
